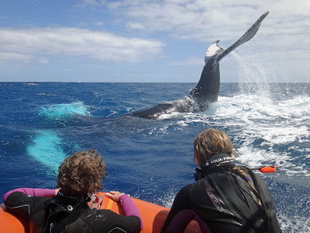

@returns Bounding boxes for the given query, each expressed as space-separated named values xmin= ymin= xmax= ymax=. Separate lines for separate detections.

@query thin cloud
xmin=79 ymin=0 xmax=106 ymax=7
xmin=0 ymin=52 xmax=31 ymax=63
xmin=171 ymin=56 xmax=202 ymax=66
xmin=0 ymin=27 xmax=164 ymax=64
xmin=127 ymin=22 xmax=145 ymax=30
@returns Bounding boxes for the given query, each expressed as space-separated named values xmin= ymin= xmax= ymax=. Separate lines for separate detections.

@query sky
xmin=0 ymin=0 xmax=309 ymax=82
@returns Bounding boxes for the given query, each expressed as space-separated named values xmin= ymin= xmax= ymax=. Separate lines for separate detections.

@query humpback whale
xmin=131 ymin=12 xmax=269 ymax=119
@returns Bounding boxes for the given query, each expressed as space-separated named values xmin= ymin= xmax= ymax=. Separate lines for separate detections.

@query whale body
xmin=131 ymin=12 xmax=269 ymax=119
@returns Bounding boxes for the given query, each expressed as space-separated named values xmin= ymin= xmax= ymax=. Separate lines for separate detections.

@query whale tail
xmin=130 ymin=12 xmax=269 ymax=119
xmin=191 ymin=11 xmax=269 ymax=105
xmin=217 ymin=11 xmax=269 ymax=61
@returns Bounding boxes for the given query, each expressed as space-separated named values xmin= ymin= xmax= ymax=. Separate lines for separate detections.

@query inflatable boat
xmin=0 ymin=166 xmax=276 ymax=232
xmin=0 ymin=192 xmax=201 ymax=233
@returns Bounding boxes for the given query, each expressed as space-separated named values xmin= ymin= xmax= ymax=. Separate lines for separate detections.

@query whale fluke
xmin=218 ymin=11 xmax=269 ymax=62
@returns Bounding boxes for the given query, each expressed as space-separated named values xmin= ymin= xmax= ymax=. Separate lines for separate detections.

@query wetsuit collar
xmin=194 ymin=153 xmax=235 ymax=180
xmin=204 ymin=153 xmax=234 ymax=168
xmin=55 ymin=191 xmax=89 ymax=210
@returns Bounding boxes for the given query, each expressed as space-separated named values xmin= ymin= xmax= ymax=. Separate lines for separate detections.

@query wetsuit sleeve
xmin=253 ymin=174 xmax=282 ymax=233
xmin=3 ymin=188 xmax=55 ymax=202
xmin=120 ymin=194 xmax=143 ymax=229
xmin=161 ymin=184 xmax=192 ymax=232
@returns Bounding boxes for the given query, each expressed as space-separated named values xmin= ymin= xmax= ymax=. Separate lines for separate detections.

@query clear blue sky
xmin=0 ymin=0 xmax=309 ymax=82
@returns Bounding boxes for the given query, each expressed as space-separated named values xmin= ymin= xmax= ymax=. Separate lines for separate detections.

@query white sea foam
xmin=156 ymin=93 xmax=310 ymax=179
xmin=221 ymin=94 xmax=309 ymax=175
xmin=278 ymin=213 xmax=310 ymax=233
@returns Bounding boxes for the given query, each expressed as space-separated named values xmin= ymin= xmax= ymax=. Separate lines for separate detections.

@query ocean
xmin=0 ymin=82 xmax=309 ymax=232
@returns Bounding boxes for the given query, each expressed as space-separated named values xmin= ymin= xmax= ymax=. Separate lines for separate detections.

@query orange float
xmin=0 ymin=192 xmax=201 ymax=233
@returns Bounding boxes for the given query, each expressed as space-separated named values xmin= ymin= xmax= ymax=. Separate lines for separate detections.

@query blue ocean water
xmin=0 ymin=82 xmax=309 ymax=232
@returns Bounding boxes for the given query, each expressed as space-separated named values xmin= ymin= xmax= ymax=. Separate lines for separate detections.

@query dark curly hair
xmin=57 ymin=149 xmax=107 ymax=197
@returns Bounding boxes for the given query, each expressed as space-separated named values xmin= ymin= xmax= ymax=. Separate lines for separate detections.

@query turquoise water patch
xmin=27 ymin=130 xmax=67 ymax=172
xmin=38 ymin=102 xmax=90 ymax=120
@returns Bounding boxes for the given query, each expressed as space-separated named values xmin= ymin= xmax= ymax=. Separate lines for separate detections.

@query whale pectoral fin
xmin=217 ymin=11 xmax=269 ymax=61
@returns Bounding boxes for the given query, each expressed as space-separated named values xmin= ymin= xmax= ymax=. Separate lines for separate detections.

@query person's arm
xmin=106 ymin=191 xmax=143 ymax=230
xmin=3 ymin=188 xmax=56 ymax=221
xmin=161 ymin=184 xmax=193 ymax=233
xmin=119 ymin=195 xmax=142 ymax=219
xmin=252 ymin=174 xmax=282 ymax=233
xmin=3 ymin=188 xmax=57 ymax=202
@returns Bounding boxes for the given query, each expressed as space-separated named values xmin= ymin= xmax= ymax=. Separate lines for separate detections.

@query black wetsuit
xmin=4 ymin=191 xmax=141 ymax=233
xmin=162 ymin=154 xmax=282 ymax=233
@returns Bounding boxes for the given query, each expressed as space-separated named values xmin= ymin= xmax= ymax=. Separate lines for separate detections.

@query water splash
xmin=232 ymin=50 xmax=276 ymax=98
xmin=153 ymin=93 xmax=310 ymax=178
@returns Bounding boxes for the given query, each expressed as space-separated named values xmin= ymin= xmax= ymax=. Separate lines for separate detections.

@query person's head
xmin=57 ymin=149 xmax=107 ymax=197
xmin=193 ymin=128 xmax=234 ymax=168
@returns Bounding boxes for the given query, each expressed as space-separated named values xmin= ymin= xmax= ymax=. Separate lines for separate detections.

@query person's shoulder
xmin=179 ymin=182 xmax=196 ymax=193
xmin=173 ymin=182 xmax=197 ymax=201
xmin=4 ymin=191 xmax=30 ymax=205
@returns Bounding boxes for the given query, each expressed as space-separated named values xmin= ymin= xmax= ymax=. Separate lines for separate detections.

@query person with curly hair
xmin=3 ymin=149 xmax=142 ymax=233
xmin=162 ymin=128 xmax=281 ymax=233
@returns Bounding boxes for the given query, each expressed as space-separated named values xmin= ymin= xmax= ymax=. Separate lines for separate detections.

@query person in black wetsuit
xmin=4 ymin=149 xmax=142 ymax=233
xmin=162 ymin=128 xmax=282 ymax=233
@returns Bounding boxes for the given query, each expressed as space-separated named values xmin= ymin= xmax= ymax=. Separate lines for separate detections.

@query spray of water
xmin=232 ymin=51 xmax=274 ymax=96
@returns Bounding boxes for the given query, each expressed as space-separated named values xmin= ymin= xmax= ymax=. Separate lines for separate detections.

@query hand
xmin=55 ymin=188 xmax=61 ymax=195
xmin=105 ymin=191 xmax=126 ymax=202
